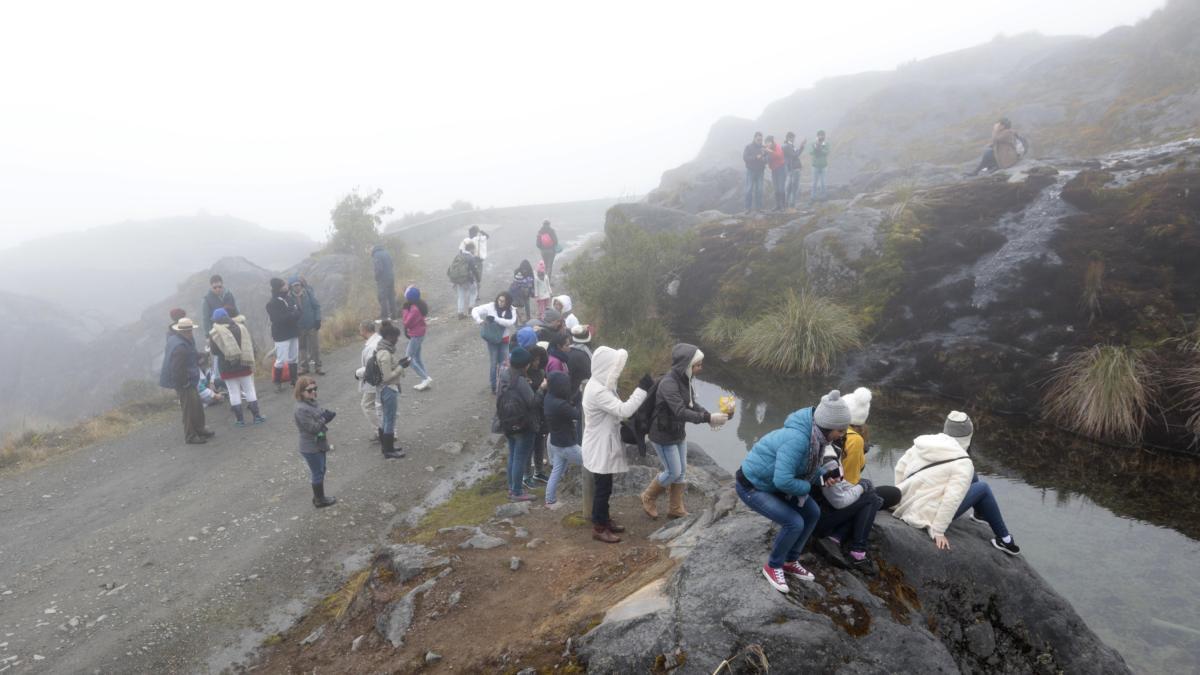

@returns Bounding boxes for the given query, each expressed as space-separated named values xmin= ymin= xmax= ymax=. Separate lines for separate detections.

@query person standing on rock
xmin=783 ymin=132 xmax=807 ymax=209
xmin=535 ymin=219 xmax=560 ymax=278
xmin=375 ymin=323 xmax=411 ymax=459
xmin=509 ymin=259 xmax=535 ymax=323
xmin=356 ymin=319 xmax=383 ymax=442
xmin=735 ymin=390 xmax=851 ymax=592
xmin=742 ymin=131 xmax=768 ymax=213
xmin=582 ymin=346 xmax=652 ymax=543
xmin=641 ymin=344 xmax=729 ymax=520
xmin=208 ymin=307 xmax=265 ymax=426
xmin=291 ymin=275 xmax=324 ymax=376
xmin=371 ymin=243 xmax=396 ymax=321
xmin=448 ymin=241 xmax=480 ymax=319
xmin=811 ymin=130 xmax=830 ymax=201
xmin=293 ymin=375 xmax=337 ymax=508
xmin=543 ymin=370 xmax=582 ymax=510
xmin=401 ymin=286 xmax=433 ymax=391
xmin=460 ymin=226 xmax=489 ymax=304
xmin=766 ymin=135 xmax=788 ymax=211
xmin=533 ymin=260 xmax=553 ymax=319
xmin=497 ymin=347 xmax=542 ymax=502
xmin=472 ymin=291 xmax=518 ymax=394
xmin=891 ymin=412 xmax=1021 ymax=556
xmin=266 ymin=277 xmax=302 ymax=392
xmin=159 ymin=317 xmax=215 ymax=444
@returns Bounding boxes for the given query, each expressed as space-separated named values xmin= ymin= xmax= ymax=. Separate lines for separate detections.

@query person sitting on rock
xmin=839 ymin=387 xmax=901 ymax=509
xmin=890 ymin=411 xmax=1021 ymax=556
xmin=969 ymin=117 xmax=1023 ymax=176
xmin=735 ymin=390 xmax=852 ymax=593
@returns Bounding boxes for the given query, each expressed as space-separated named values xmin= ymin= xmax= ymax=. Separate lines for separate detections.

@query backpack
xmin=447 ymin=253 xmax=472 ymax=285
xmin=363 ymin=345 xmax=386 ymax=387
xmin=620 ymin=376 xmax=662 ymax=455
xmin=495 ymin=380 xmax=530 ymax=434
xmin=539 ymin=232 xmax=554 ymax=249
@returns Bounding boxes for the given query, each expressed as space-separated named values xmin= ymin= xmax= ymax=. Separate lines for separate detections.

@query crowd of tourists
xmin=160 ymin=220 xmax=1022 ymax=591
xmin=743 ymin=129 xmax=829 ymax=212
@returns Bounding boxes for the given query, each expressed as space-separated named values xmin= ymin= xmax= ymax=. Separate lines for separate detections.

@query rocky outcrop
xmin=605 ymin=203 xmax=699 ymax=236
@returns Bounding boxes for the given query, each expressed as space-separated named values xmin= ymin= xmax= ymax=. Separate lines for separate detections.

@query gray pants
xmin=360 ymin=389 xmax=381 ymax=430
xmin=177 ymin=386 xmax=207 ymax=442
xmin=299 ymin=328 xmax=322 ymax=371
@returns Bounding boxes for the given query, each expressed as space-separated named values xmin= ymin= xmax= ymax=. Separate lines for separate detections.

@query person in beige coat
xmin=581 ymin=346 xmax=651 ymax=543
xmin=891 ymin=412 xmax=1021 ymax=556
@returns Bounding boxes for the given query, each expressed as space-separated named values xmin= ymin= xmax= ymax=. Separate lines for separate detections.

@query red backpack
xmin=539 ymin=232 xmax=553 ymax=249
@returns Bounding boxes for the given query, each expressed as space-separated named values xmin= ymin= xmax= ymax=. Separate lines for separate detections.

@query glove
xmin=321 ymin=410 xmax=337 ymax=423
xmin=859 ymin=478 xmax=875 ymax=494
xmin=314 ymin=320 xmax=321 ymax=330
xmin=709 ymin=412 xmax=729 ymax=427
xmin=399 ymin=356 xmax=412 ymax=368
xmin=638 ymin=373 xmax=654 ymax=391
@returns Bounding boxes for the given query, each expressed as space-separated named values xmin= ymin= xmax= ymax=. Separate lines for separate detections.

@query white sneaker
xmin=414 ymin=377 xmax=433 ymax=391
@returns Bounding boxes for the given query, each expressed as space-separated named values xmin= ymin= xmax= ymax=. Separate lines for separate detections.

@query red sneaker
xmin=782 ymin=560 xmax=815 ymax=582
xmin=761 ymin=564 xmax=789 ymax=593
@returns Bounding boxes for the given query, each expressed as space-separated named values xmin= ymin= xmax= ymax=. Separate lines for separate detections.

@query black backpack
xmin=363 ymin=346 xmax=386 ymax=387
xmin=620 ymin=376 xmax=661 ymax=454
xmin=496 ymin=382 xmax=530 ymax=435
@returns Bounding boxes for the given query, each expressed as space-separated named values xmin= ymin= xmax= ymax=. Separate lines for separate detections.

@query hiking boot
xmin=533 ymin=472 xmax=549 ymax=484
xmin=847 ymin=550 xmax=876 ymax=575
xmin=522 ymin=476 xmax=538 ymax=491
xmin=252 ymin=416 xmax=266 ymax=424
xmin=592 ymin=524 xmax=621 ymax=544
xmin=781 ymin=560 xmax=815 ymax=582
xmin=510 ymin=493 xmax=534 ymax=503
xmin=667 ymin=482 xmax=689 ymax=518
xmin=813 ymin=537 xmax=850 ymax=569
xmin=606 ymin=520 xmax=626 ymax=534
xmin=641 ymin=477 xmax=665 ymax=519
xmin=991 ymin=537 xmax=1021 ymax=556
xmin=762 ymin=564 xmax=789 ymax=592
xmin=381 ymin=433 xmax=405 ymax=459
xmin=234 ymin=420 xmax=246 ymax=428
xmin=311 ymin=483 xmax=337 ymax=508
xmin=198 ymin=429 xmax=215 ymax=438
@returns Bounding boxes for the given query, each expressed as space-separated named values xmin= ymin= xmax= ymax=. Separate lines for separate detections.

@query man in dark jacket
xmin=200 ymin=275 xmax=236 ymax=334
xmin=266 ymin=277 xmax=302 ymax=391
xmin=535 ymin=219 xmax=560 ymax=279
xmin=783 ymin=132 xmax=807 ymax=209
xmin=291 ymin=275 xmax=324 ymax=375
xmin=743 ymin=132 xmax=768 ymax=213
xmin=641 ymin=343 xmax=729 ymax=518
xmin=371 ymin=244 xmax=396 ymax=320
xmin=159 ymin=318 xmax=213 ymax=444
xmin=499 ymin=348 xmax=542 ymax=502
xmin=567 ymin=325 xmax=593 ymax=441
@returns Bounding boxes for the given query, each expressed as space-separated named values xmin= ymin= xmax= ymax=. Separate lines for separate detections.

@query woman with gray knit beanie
xmin=736 ymin=390 xmax=852 ymax=594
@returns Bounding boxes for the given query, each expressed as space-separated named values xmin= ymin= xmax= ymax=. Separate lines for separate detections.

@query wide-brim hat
xmin=571 ymin=325 xmax=592 ymax=343
xmin=173 ymin=318 xmax=197 ymax=332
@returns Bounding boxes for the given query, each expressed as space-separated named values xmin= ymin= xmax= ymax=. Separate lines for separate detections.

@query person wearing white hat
xmin=159 ymin=318 xmax=214 ymax=444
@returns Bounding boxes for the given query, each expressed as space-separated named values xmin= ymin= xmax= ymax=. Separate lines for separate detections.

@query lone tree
xmin=328 ymin=188 xmax=394 ymax=252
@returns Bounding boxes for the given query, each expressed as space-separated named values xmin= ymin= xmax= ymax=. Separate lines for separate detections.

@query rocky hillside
xmin=650 ymin=0 xmax=1200 ymax=213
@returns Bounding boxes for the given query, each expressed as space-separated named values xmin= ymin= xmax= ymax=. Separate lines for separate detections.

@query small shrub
xmin=1042 ymin=345 xmax=1154 ymax=443
xmin=700 ymin=314 xmax=742 ymax=349
xmin=730 ymin=290 xmax=861 ymax=374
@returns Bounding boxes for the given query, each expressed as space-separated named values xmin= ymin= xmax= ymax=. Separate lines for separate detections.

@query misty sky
xmin=0 ymin=0 xmax=1166 ymax=249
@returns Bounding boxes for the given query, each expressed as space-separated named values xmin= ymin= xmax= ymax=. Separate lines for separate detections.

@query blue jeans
xmin=744 ymin=168 xmax=765 ymax=211
xmin=954 ymin=480 xmax=1009 ymax=539
xmin=455 ymin=284 xmax=472 ymax=315
xmin=785 ymin=169 xmax=802 ymax=207
xmin=651 ymin=441 xmax=686 ymax=485
xmin=486 ymin=341 xmax=506 ymax=392
xmin=506 ymin=432 xmax=535 ymax=496
xmin=546 ymin=442 xmax=582 ymax=503
xmin=771 ymin=167 xmax=787 ymax=210
xmin=380 ymin=386 xmax=398 ymax=434
xmin=812 ymin=167 xmax=827 ymax=200
xmin=736 ymin=481 xmax=821 ymax=568
xmin=406 ymin=335 xmax=429 ymax=379
xmin=300 ymin=451 xmax=326 ymax=485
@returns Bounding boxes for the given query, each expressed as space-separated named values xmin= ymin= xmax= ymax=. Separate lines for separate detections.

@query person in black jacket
xmin=524 ymin=345 xmax=551 ymax=488
xmin=265 ymin=277 xmax=302 ymax=392
xmin=499 ymin=348 xmax=542 ymax=502
xmin=535 ymin=219 xmax=560 ymax=278
xmin=743 ymin=131 xmax=768 ymax=213
xmin=567 ymin=325 xmax=593 ymax=442
xmin=642 ymin=343 xmax=729 ymax=519
xmin=371 ymin=244 xmax=396 ymax=320
xmin=543 ymin=371 xmax=582 ymax=509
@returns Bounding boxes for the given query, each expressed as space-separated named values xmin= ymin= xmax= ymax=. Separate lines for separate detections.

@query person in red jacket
xmin=766 ymin=135 xmax=787 ymax=211
xmin=402 ymin=286 xmax=433 ymax=391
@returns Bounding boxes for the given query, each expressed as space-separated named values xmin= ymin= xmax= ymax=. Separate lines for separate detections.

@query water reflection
xmin=684 ymin=368 xmax=1200 ymax=675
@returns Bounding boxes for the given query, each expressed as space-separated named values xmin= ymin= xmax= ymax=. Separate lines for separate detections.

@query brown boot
xmin=593 ymin=524 xmax=621 ymax=543
xmin=606 ymin=520 xmax=626 ymax=534
xmin=640 ymin=478 xmax=666 ymax=519
xmin=667 ymin=482 xmax=689 ymax=519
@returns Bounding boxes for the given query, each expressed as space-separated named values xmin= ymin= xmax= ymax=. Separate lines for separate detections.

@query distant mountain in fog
xmin=0 ymin=214 xmax=318 ymax=329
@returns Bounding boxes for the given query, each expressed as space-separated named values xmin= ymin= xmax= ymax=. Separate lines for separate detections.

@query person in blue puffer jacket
xmin=735 ymin=390 xmax=852 ymax=594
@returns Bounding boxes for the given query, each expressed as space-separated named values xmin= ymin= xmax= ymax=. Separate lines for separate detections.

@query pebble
xmin=526 ymin=538 xmax=546 ymax=549
xmin=425 ymin=652 xmax=443 ymax=664
xmin=513 ymin=527 xmax=529 ymax=539
xmin=448 ymin=591 xmax=462 ymax=607
xmin=300 ymin=625 xmax=325 ymax=646
xmin=510 ymin=557 xmax=522 ymax=571
xmin=438 ymin=442 xmax=464 ymax=455
xmin=351 ymin=634 xmax=365 ymax=652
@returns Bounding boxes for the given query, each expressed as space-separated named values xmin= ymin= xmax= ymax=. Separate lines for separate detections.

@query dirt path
xmin=0 ymin=200 xmax=613 ymax=674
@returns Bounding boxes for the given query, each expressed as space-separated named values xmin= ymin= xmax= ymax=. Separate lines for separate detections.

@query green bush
xmin=700 ymin=314 xmax=742 ymax=349
xmin=729 ymin=290 xmax=861 ymax=374
xmin=1042 ymin=345 xmax=1154 ymax=443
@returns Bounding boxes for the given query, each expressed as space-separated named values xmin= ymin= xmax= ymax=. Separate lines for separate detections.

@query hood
xmin=590 ymin=346 xmax=628 ymax=391
xmin=553 ymin=295 xmax=573 ymax=314
xmin=670 ymin=343 xmax=702 ymax=379
xmin=784 ymin=407 xmax=814 ymax=432
xmin=547 ymin=371 xmax=573 ymax=399
xmin=909 ymin=434 xmax=971 ymax=463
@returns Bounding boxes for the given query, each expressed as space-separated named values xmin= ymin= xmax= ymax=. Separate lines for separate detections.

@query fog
xmin=0 ymin=0 xmax=1164 ymax=250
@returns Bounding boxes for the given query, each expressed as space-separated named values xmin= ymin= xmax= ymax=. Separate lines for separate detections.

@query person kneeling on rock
xmin=293 ymin=375 xmax=337 ymax=508
xmin=735 ymin=390 xmax=851 ymax=593
xmin=890 ymin=412 xmax=1021 ymax=556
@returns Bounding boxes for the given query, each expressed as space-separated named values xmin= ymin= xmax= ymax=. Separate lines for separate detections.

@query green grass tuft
xmin=700 ymin=314 xmax=742 ymax=349
xmin=1042 ymin=345 xmax=1155 ymax=443
xmin=729 ymin=290 xmax=861 ymax=374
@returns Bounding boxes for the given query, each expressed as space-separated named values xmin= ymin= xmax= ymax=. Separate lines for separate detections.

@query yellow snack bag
xmin=718 ymin=395 xmax=737 ymax=417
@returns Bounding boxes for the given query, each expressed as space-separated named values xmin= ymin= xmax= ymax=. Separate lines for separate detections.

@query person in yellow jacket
xmin=839 ymin=387 xmax=900 ymax=508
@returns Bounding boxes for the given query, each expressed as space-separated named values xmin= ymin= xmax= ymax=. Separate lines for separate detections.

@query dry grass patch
xmin=1043 ymin=345 xmax=1155 ymax=443
xmin=731 ymin=290 xmax=861 ymax=375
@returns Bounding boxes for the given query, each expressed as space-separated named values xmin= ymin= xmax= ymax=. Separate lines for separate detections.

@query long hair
xmin=493 ymin=291 xmax=514 ymax=319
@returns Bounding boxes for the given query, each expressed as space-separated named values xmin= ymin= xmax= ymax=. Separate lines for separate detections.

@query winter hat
xmin=944 ymin=411 xmax=974 ymax=450
xmin=843 ymin=387 xmax=872 ymax=426
xmin=813 ymin=390 xmax=852 ymax=431
xmin=211 ymin=307 xmax=229 ymax=322
xmin=543 ymin=309 xmax=562 ymax=324
xmin=570 ymin=324 xmax=591 ymax=343
xmin=516 ymin=326 xmax=538 ymax=348
xmin=169 ymin=308 xmax=187 ymax=322
xmin=172 ymin=317 xmax=196 ymax=332
xmin=536 ymin=260 xmax=546 ymax=273
xmin=405 ymin=286 xmax=421 ymax=302
xmin=509 ymin=348 xmax=532 ymax=368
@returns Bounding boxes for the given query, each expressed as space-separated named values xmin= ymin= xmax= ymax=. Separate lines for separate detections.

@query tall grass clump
xmin=1042 ymin=345 xmax=1154 ymax=443
xmin=730 ymin=290 xmax=861 ymax=374
xmin=700 ymin=314 xmax=742 ymax=349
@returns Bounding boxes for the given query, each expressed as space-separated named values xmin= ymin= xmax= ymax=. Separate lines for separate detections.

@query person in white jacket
xmin=552 ymin=294 xmax=581 ymax=332
xmin=355 ymin=320 xmax=383 ymax=442
xmin=471 ymin=291 xmax=518 ymax=394
xmin=460 ymin=226 xmax=489 ymax=304
xmin=582 ymin=346 xmax=650 ymax=543
xmin=891 ymin=411 xmax=1020 ymax=556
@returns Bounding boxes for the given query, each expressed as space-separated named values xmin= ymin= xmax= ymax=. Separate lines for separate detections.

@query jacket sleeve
xmin=843 ymin=433 xmax=866 ymax=484
xmin=772 ymin=432 xmax=813 ymax=497
xmin=592 ymin=386 xmax=648 ymax=420
xmin=309 ymin=290 xmax=321 ymax=321
xmin=377 ymin=349 xmax=405 ymax=381
xmin=659 ymin=376 xmax=709 ymax=425
xmin=470 ymin=303 xmax=488 ymax=324
xmin=894 ymin=448 xmax=912 ymax=485
xmin=294 ymin=406 xmax=327 ymax=436
xmin=493 ymin=311 xmax=517 ymax=329
xmin=928 ymin=463 xmax=974 ymax=537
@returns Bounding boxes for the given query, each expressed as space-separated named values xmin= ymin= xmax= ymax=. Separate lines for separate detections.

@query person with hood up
xmin=515 ymin=325 xmax=538 ymax=351
xmin=402 ymin=286 xmax=433 ymax=391
xmin=641 ymin=344 xmax=729 ymax=519
xmin=533 ymin=260 xmax=553 ymax=319
xmin=371 ymin=244 xmax=396 ymax=321
xmin=209 ymin=307 xmax=264 ymax=426
xmin=546 ymin=331 xmax=572 ymax=375
xmin=292 ymin=375 xmax=337 ymax=508
xmin=742 ymin=131 xmax=768 ymax=213
xmin=291 ymin=275 xmax=324 ymax=376
xmin=472 ymin=291 xmax=519 ymax=394
xmin=736 ymin=390 xmax=851 ymax=593
xmin=535 ymin=219 xmax=560 ymax=278
xmin=766 ymin=135 xmax=787 ymax=211
xmin=160 ymin=317 xmax=215 ymax=444
xmin=543 ymin=370 xmax=581 ymax=509
xmin=374 ymin=323 xmax=410 ymax=459
xmin=582 ymin=346 xmax=652 ymax=543
xmin=551 ymin=295 xmax=580 ymax=332
xmin=497 ymin=347 xmax=542 ymax=502
xmin=891 ymin=412 xmax=1021 ymax=556
xmin=265 ymin=277 xmax=302 ymax=392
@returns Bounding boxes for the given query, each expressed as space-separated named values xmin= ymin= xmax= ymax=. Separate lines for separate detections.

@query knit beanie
xmin=405 ymin=286 xmax=421 ymax=302
xmin=270 ymin=277 xmax=286 ymax=293
xmin=169 ymin=308 xmax=187 ymax=322
xmin=509 ymin=348 xmax=532 ymax=368
xmin=516 ymin=326 xmax=538 ymax=349
xmin=843 ymin=387 xmax=872 ymax=426
xmin=813 ymin=390 xmax=852 ymax=430
xmin=211 ymin=307 xmax=229 ymax=322
xmin=944 ymin=411 xmax=974 ymax=449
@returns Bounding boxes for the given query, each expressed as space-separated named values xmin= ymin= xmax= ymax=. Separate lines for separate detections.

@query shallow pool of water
xmin=682 ymin=375 xmax=1200 ymax=674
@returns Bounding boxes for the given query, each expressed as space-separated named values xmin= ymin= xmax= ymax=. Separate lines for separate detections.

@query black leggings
xmin=592 ymin=472 xmax=614 ymax=525
xmin=814 ymin=491 xmax=883 ymax=552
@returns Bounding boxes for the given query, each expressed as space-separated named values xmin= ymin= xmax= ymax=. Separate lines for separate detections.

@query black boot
xmin=231 ymin=403 xmax=245 ymax=426
xmin=381 ymin=432 xmax=405 ymax=459
xmin=372 ymin=426 xmax=383 ymax=444
xmin=311 ymin=483 xmax=337 ymax=508
xmin=247 ymin=400 xmax=265 ymax=424
xmin=273 ymin=367 xmax=283 ymax=392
